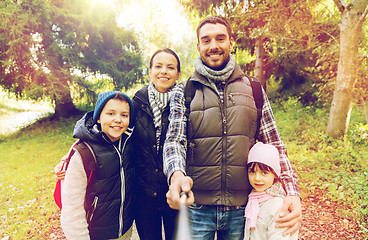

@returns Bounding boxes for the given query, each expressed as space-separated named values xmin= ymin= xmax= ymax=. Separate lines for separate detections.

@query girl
xmin=244 ymin=142 xmax=298 ymax=240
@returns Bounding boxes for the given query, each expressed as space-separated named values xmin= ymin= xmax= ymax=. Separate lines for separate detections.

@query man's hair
xmin=196 ymin=15 xmax=232 ymax=41
xmin=149 ymin=48 xmax=181 ymax=72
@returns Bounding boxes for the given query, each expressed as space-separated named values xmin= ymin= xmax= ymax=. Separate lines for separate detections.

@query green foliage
xmin=273 ymin=98 xmax=368 ymax=235
xmin=0 ymin=0 xmax=143 ymax=114
xmin=179 ymin=0 xmax=368 ymax=109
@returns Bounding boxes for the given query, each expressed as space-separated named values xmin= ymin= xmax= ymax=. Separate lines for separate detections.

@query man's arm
xmin=163 ymin=83 xmax=194 ymax=209
xmin=258 ymin=89 xmax=300 ymax=196
xmin=258 ymin=89 xmax=301 ymax=235
xmin=166 ymin=171 xmax=194 ymax=209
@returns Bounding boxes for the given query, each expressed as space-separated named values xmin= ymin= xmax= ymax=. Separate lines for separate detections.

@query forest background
xmin=0 ymin=0 xmax=367 ymax=239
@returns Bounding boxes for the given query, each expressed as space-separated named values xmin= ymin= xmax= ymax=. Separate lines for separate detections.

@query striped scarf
xmin=148 ymin=82 xmax=172 ymax=151
xmin=194 ymin=54 xmax=236 ymax=101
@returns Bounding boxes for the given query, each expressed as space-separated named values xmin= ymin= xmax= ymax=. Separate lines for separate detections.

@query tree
xmin=180 ymin=0 xmax=336 ymax=98
xmin=327 ymin=0 xmax=368 ymax=138
xmin=0 ymin=0 xmax=143 ymax=118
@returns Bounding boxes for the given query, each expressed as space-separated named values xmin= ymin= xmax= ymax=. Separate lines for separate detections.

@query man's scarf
xmin=194 ymin=54 xmax=236 ymax=83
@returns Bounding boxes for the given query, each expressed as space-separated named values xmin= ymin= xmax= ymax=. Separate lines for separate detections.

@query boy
xmin=244 ymin=142 xmax=298 ymax=240
xmin=60 ymin=91 xmax=135 ymax=240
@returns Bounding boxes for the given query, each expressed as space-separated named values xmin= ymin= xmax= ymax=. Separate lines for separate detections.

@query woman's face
xmin=149 ymin=52 xmax=180 ymax=93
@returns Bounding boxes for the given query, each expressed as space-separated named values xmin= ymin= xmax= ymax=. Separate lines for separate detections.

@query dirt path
xmin=45 ymin=190 xmax=367 ymax=240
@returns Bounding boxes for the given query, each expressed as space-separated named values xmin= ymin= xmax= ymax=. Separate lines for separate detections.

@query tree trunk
xmin=254 ymin=37 xmax=267 ymax=90
xmin=53 ymin=89 xmax=81 ymax=119
xmin=327 ymin=3 xmax=366 ymax=138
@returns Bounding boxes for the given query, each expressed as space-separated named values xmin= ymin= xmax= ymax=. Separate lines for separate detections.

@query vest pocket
xmin=228 ymin=92 xmax=253 ymax=106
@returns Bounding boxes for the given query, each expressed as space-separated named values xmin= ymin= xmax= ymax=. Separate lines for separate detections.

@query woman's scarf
xmin=245 ymin=191 xmax=273 ymax=229
xmin=194 ymin=54 xmax=236 ymax=84
xmin=148 ymin=82 xmax=172 ymax=151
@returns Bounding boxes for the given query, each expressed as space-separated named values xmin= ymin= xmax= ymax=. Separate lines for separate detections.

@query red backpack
xmin=54 ymin=140 xmax=96 ymax=209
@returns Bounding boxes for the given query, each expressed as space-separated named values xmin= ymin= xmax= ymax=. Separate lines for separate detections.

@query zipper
xmin=220 ymin=85 xmax=227 ymax=204
xmin=88 ymin=196 xmax=99 ymax=223
xmin=109 ymin=127 xmax=134 ymax=237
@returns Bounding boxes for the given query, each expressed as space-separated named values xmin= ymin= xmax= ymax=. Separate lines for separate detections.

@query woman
xmin=132 ymin=48 xmax=181 ymax=240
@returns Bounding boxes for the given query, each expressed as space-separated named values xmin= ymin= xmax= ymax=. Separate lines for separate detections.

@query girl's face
xmin=97 ymin=99 xmax=130 ymax=142
xmin=248 ymin=165 xmax=275 ymax=192
xmin=149 ymin=52 xmax=180 ymax=93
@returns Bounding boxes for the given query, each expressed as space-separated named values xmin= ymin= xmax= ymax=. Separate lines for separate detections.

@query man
xmin=163 ymin=16 xmax=301 ymax=239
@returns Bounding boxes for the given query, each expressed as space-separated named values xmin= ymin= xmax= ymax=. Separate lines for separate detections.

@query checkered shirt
xmin=163 ymin=82 xmax=301 ymax=198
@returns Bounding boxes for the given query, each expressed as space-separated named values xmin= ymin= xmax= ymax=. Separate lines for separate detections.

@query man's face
xmin=197 ymin=23 xmax=234 ymax=70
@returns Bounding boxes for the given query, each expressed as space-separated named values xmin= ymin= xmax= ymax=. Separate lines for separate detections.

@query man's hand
xmin=166 ymin=171 xmax=194 ymax=210
xmin=54 ymin=155 xmax=68 ymax=181
xmin=275 ymin=195 xmax=302 ymax=236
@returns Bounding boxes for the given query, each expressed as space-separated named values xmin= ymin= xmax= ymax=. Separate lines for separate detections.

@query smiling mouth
xmin=208 ymin=52 xmax=223 ymax=58
xmin=158 ymin=77 xmax=170 ymax=81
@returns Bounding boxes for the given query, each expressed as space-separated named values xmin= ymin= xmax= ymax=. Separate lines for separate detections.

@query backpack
xmin=53 ymin=139 xmax=96 ymax=210
xmin=184 ymin=76 xmax=264 ymax=140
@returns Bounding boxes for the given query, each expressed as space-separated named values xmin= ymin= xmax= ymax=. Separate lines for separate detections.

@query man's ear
xmin=229 ymin=37 xmax=234 ymax=51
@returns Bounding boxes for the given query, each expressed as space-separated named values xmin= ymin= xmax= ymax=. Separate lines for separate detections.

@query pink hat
xmin=248 ymin=142 xmax=281 ymax=177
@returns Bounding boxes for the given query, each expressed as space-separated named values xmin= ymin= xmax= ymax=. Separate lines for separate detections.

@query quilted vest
xmin=186 ymin=65 xmax=257 ymax=206
xmin=132 ymin=85 xmax=170 ymax=199
xmin=86 ymin=135 xmax=135 ymax=240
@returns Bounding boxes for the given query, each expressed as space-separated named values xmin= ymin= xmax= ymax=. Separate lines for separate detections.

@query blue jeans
xmin=188 ymin=203 xmax=245 ymax=240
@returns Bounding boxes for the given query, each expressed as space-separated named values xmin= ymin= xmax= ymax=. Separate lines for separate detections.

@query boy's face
xmin=97 ymin=98 xmax=130 ymax=142
xmin=248 ymin=165 xmax=275 ymax=192
xmin=197 ymin=23 xmax=233 ymax=70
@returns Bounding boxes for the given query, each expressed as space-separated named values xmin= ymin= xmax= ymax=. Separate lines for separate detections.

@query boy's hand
xmin=166 ymin=171 xmax=194 ymax=209
xmin=276 ymin=195 xmax=302 ymax=236
xmin=54 ymin=155 xmax=68 ymax=181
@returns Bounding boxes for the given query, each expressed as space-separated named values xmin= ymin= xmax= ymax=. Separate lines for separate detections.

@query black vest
xmin=86 ymin=134 xmax=135 ymax=240
xmin=132 ymin=85 xmax=170 ymax=201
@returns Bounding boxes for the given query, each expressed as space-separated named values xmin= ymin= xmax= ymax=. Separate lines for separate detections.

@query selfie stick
xmin=174 ymin=192 xmax=192 ymax=240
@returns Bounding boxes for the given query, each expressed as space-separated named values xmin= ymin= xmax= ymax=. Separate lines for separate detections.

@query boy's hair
xmin=93 ymin=91 xmax=134 ymax=127
xmin=149 ymin=48 xmax=181 ymax=73
xmin=248 ymin=162 xmax=279 ymax=181
xmin=196 ymin=15 xmax=232 ymax=41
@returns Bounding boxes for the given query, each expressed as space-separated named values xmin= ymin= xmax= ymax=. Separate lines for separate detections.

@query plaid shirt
xmin=163 ymin=82 xmax=301 ymax=198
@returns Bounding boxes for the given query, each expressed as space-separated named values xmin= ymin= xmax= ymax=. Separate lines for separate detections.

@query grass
xmin=0 ymin=115 xmax=81 ymax=239
xmin=0 ymin=98 xmax=367 ymax=239
xmin=273 ymin=98 xmax=368 ymax=236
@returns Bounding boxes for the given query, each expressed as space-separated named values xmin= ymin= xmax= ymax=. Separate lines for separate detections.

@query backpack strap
xmin=247 ymin=76 xmax=264 ymax=140
xmin=183 ymin=78 xmax=197 ymax=120
xmin=73 ymin=141 xmax=96 ymax=184
xmin=73 ymin=141 xmax=96 ymax=213
xmin=54 ymin=140 xmax=96 ymax=210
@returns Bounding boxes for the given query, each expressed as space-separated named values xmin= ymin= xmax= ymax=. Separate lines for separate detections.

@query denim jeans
xmin=188 ymin=203 xmax=245 ymax=240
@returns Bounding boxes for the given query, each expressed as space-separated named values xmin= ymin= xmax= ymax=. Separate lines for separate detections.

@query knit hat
xmin=92 ymin=91 xmax=135 ymax=128
xmin=248 ymin=142 xmax=281 ymax=177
